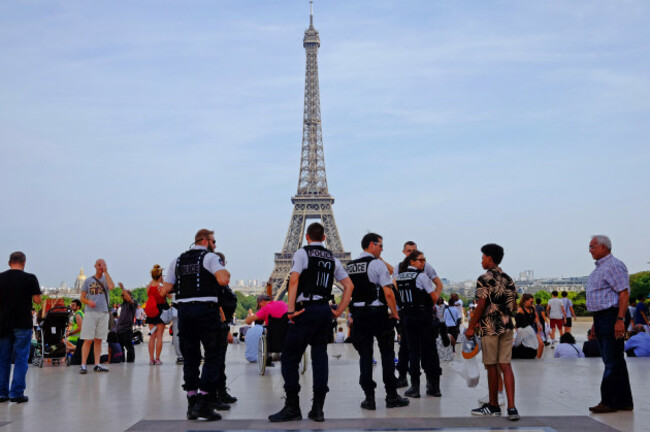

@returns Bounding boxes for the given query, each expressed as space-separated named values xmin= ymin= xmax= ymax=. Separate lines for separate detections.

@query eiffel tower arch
xmin=268 ymin=3 xmax=350 ymax=300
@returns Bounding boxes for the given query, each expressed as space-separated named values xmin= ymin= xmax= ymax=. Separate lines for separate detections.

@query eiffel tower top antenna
xmin=310 ymin=1 xmax=314 ymax=27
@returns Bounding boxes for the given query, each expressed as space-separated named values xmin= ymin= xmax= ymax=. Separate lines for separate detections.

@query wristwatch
xmin=616 ymin=316 xmax=624 ymax=321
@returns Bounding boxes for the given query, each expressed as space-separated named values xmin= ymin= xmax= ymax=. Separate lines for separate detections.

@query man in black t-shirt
xmin=0 ymin=252 xmax=42 ymax=404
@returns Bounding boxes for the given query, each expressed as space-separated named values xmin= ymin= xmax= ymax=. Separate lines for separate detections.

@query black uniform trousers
xmin=281 ymin=302 xmax=331 ymax=396
xmin=177 ymin=302 xmax=224 ymax=393
xmin=396 ymin=310 xmax=409 ymax=376
xmin=402 ymin=308 xmax=441 ymax=382
xmin=215 ymin=322 xmax=229 ymax=391
xmin=351 ymin=307 xmax=397 ymax=394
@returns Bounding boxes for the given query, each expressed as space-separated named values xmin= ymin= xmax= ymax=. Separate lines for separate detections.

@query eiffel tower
xmin=268 ymin=3 xmax=350 ymax=299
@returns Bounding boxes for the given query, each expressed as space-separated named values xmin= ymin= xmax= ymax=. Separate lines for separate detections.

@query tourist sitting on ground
xmin=633 ymin=295 xmax=650 ymax=332
xmin=334 ymin=327 xmax=346 ymax=343
xmin=554 ymin=332 xmax=584 ymax=358
xmin=625 ymin=325 xmax=650 ymax=357
xmin=511 ymin=294 xmax=544 ymax=359
xmin=582 ymin=329 xmax=601 ymax=358
xmin=100 ymin=331 xmax=124 ymax=364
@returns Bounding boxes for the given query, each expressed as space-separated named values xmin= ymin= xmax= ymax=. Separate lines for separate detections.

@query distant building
xmin=73 ymin=268 xmax=87 ymax=293
xmin=518 ymin=270 xmax=534 ymax=282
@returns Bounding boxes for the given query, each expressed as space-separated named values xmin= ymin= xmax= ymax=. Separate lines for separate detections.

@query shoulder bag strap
xmin=93 ymin=276 xmax=110 ymax=309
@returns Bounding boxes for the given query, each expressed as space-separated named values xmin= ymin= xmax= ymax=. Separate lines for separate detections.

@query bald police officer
xmin=393 ymin=240 xmax=444 ymax=388
xmin=160 ymin=229 xmax=229 ymax=421
xmin=269 ymin=222 xmax=354 ymax=423
xmin=347 ymin=233 xmax=409 ymax=410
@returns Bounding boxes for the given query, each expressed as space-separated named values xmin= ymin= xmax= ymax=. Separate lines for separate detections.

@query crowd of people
xmin=0 ymin=230 xmax=641 ymax=423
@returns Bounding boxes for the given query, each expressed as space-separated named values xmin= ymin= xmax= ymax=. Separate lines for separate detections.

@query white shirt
xmin=554 ymin=343 xmax=584 ymax=358
xmin=351 ymin=252 xmax=393 ymax=308
xmin=548 ymin=297 xmax=565 ymax=319
xmin=164 ymin=245 xmax=225 ymax=303
xmin=290 ymin=242 xmax=349 ymax=302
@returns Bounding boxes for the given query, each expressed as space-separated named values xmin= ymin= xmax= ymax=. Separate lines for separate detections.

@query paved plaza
xmin=0 ymin=321 xmax=647 ymax=432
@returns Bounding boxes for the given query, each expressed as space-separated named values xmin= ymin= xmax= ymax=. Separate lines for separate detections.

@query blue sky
xmin=1 ymin=1 xmax=649 ymax=288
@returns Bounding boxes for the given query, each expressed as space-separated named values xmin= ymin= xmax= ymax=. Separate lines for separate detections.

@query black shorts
xmin=146 ymin=316 xmax=164 ymax=325
xmin=565 ymin=318 xmax=572 ymax=327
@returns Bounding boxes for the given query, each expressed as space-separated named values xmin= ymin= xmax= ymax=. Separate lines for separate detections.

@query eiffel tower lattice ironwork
xmin=268 ymin=4 xmax=350 ymax=299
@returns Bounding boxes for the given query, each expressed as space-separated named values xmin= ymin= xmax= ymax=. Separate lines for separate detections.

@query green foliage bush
xmin=630 ymin=271 xmax=650 ymax=299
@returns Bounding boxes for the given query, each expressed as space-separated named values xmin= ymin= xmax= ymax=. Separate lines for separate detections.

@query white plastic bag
xmin=451 ymin=334 xmax=480 ymax=387
xmin=451 ymin=357 xmax=480 ymax=388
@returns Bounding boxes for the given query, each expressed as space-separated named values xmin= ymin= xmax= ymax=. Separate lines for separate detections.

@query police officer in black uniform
xmin=395 ymin=249 xmax=442 ymax=398
xmin=269 ymin=222 xmax=354 ymax=423
xmin=160 ymin=229 xmax=229 ymax=421
xmin=213 ymin=252 xmax=238 ymax=411
xmin=393 ymin=241 xmax=444 ymax=388
xmin=347 ymin=233 xmax=409 ymax=410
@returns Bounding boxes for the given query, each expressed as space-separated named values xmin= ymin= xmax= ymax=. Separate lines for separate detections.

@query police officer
xmin=395 ymin=249 xmax=442 ymax=398
xmin=393 ymin=241 xmax=444 ymax=388
xmin=269 ymin=222 xmax=354 ymax=423
xmin=213 ymin=252 xmax=238 ymax=411
xmin=160 ymin=229 xmax=228 ymax=421
xmin=347 ymin=233 xmax=409 ymax=410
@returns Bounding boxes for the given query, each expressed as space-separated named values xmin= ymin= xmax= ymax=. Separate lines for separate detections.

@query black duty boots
xmin=426 ymin=376 xmax=442 ymax=397
xmin=209 ymin=393 xmax=231 ymax=411
xmin=219 ymin=387 xmax=238 ymax=404
xmin=269 ymin=394 xmax=302 ymax=422
xmin=386 ymin=392 xmax=410 ymax=408
xmin=404 ymin=377 xmax=420 ymax=398
xmin=308 ymin=393 xmax=326 ymax=422
xmin=187 ymin=395 xmax=197 ymax=420
xmin=360 ymin=391 xmax=376 ymax=410
xmin=396 ymin=373 xmax=408 ymax=389
xmin=190 ymin=393 xmax=222 ymax=421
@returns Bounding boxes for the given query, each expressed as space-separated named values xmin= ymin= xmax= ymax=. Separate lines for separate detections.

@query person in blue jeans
xmin=0 ymin=251 xmax=43 ymax=404
xmin=586 ymin=235 xmax=634 ymax=414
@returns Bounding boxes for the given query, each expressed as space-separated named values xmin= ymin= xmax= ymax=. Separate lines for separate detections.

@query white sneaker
xmin=478 ymin=392 xmax=505 ymax=406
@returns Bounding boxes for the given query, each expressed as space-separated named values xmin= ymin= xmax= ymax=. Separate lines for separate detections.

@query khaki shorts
xmin=80 ymin=311 xmax=109 ymax=341
xmin=481 ymin=330 xmax=514 ymax=365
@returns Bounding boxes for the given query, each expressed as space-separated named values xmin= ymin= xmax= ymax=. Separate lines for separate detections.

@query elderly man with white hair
xmin=585 ymin=235 xmax=634 ymax=414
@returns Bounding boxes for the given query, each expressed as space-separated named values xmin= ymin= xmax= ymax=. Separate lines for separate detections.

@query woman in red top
xmin=146 ymin=265 xmax=168 ymax=365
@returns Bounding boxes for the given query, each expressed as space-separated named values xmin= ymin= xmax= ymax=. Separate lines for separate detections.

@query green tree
xmin=109 ymin=286 xmax=123 ymax=307
xmin=630 ymin=271 xmax=650 ymax=299
xmin=131 ymin=287 xmax=148 ymax=305
xmin=234 ymin=291 xmax=260 ymax=319
xmin=534 ymin=290 xmax=550 ymax=303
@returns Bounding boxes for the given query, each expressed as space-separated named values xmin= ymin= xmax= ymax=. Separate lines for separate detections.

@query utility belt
xmin=296 ymin=299 xmax=329 ymax=311
xmin=350 ymin=304 xmax=388 ymax=314
xmin=174 ymin=300 xmax=220 ymax=309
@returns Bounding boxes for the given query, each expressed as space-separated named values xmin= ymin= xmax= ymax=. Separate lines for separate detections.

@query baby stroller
xmin=32 ymin=305 xmax=71 ymax=367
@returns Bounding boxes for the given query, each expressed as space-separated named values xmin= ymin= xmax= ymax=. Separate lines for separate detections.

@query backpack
xmin=144 ymin=296 xmax=160 ymax=318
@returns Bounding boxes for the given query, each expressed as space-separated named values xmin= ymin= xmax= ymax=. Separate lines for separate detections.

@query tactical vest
xmin=174 ymin=249 xmax=220 ymax=300
xmin=395 ymin=269 xmax=432 ymax=310
xmin=346 ymin=256 xmax=386 ymax=307
xmin=297 ymin=245 xmax=336 ymax=300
